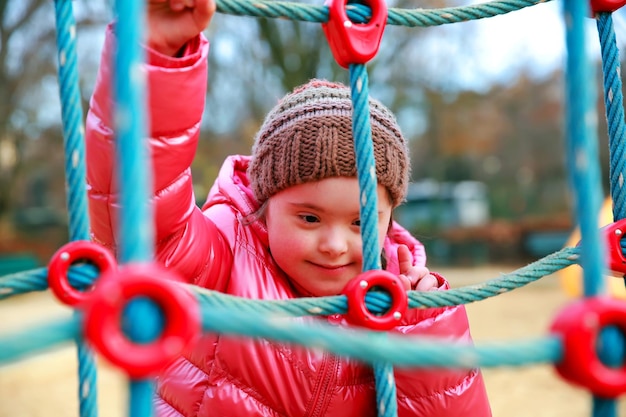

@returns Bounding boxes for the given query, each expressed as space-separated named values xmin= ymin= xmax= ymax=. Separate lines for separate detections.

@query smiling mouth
xmin=321 ymin=265 xmax=345 ymax=270
xmin=310 ymin=262 xmax=350 ymax=271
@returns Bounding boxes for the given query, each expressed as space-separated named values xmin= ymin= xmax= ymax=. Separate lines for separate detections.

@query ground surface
xmin=1 ymin=264 xmax=625 ymax=417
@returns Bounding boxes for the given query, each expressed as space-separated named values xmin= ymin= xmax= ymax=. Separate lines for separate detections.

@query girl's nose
xmin=319 ymin=227 xmax=349 ymax=256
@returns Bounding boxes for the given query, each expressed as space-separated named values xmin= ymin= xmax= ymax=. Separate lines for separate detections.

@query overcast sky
xmin=458 ymin=0 xmax=626 ymax=88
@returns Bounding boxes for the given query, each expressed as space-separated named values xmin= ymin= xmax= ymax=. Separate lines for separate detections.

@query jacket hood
xmin=201 ymin=154 xmax=269 ymax=246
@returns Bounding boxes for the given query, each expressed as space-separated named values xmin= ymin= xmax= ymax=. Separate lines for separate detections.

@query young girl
xmin=86 ymin=0 xmax=492 ymax=415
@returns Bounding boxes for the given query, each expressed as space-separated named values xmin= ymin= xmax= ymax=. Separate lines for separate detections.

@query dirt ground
xmin=1 ymin=264 xmax=625 ymax=417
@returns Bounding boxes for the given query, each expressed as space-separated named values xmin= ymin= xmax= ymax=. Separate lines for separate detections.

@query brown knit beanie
xmin=248 ymin=79 xmax=410 ymax=207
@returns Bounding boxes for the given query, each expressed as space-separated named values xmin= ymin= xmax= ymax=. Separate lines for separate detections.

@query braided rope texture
xmin=217 ymin=0 xmax=551 ymax=26
xmin=53 ymin=2 xmax=96 ymax=416
xmin=0 ymin=246 xmax=579 ymax=360
xmin=349 ymin=63 xmax=398 ymax=417
xmin=597 ymin=13 xmax=626 ymax=222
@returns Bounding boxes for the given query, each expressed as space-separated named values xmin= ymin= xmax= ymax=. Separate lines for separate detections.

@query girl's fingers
xmin=397 ymin=245 xmax=413 ymax=276
xmin=169 ymin=0 xmax=186 ymax=11
xmin=193 ymin=0 xmax=216 ymax=22
xmin=414 ymin=274 xmax=439 ymax=291
xmin=398 ymin=274 xmax=412 ymax=291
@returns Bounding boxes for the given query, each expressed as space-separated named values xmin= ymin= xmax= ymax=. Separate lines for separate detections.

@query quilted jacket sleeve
xmin=85 ymin=24 xmax=232 ymax=285
xmin=392 ymin=284 xmax=491 ymax=416
xmin=394 ymin=304 xmax=492 ymax=416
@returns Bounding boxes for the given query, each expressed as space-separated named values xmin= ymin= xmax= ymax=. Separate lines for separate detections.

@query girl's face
xmin=265 ymin=177 xmax=393 ymax=297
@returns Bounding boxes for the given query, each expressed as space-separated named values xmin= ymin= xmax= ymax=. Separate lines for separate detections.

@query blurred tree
xmin=415 ymin=67 xmax=614 ymax=226
xmin=0 ymin=0 xmax=108 ymax=231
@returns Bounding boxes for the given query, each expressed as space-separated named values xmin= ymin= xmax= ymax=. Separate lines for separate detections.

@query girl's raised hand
xmin=147 ymin=0 xmax=216 ymax=56
xmin=397 ymin=244 xmax=439 ymax=291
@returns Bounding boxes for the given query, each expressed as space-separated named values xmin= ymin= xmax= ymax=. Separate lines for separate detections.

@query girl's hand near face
xmin=397 ymin=245 xmax=439 ymax=291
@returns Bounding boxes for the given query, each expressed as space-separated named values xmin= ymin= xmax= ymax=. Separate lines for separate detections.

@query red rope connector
xmin=550 ymin=297 xmax=626 ymax=398
xmin=83 ymin=263 xmax=200 ymax=379
xmin=322 ymin=0 xmax=388 ymax=68
xmin=590 ymin=0 xmax=626 ymax=14
xmin=342 ymin=269 xmax=407 ymax=330
xmin=602 ymin=219 xmax=626 ymax=276
xmin=48 ymin=240 xmax=117 ymax=306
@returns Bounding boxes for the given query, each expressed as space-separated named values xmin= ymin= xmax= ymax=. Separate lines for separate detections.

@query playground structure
xmin=2 ymin=0 xmax=626 ymax=416
xmin=559 ymin=197 xmax=626 ymax=300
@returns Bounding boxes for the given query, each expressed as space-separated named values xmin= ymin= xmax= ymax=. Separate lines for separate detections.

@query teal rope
xmin=563 ymin=0 xmax=604 ymax=297
xmin=0 ymin=246 xmax=578 ymax=317
xmin=0 ymin=309 xmax=563 ymax=370
xmin=0 ymin=265 xmax=97 ymax=300
xmin=113 ymin=0 xmax=153 ymax=265
xmin=407 ymin=246 xmax=579 ymax=308
xmin=563 ymin=0 xmax=613 ymax=415
xmin=198 ymin=306 xmax=563 ymax=368
xmin=348 ymin=64 xmax=395 ymax=416
xmin=53 ymin=2 xmax=97 ymax=417
xmin=130 ymin=380 xmax=156 ymax=417
xmin=53 ymin=0 xmax=90 ymax=243
xmin=76 ymin=340 xmax=98 ymax=417
xmin=113 ymin=0 xmax=156 ymax=414
xmin=374 ymin=362 xmax=397 ymax=417
xmin=597 ymin=14 xmax=626 ymax=220
xmin=216 ymin=0 xmax=552 ymax=26
xmin=0 ymin=316 xmax=81 ymax=364
xmin=349 ymin=64 xmax=381 ymax=272
xmin=594 ymin=12 xmax=626 ymax=417
xmin=190 ymin=247 xmax=579 ymax=316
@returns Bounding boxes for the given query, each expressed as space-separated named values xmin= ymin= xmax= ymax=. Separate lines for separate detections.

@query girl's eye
xmin=352 ymin=219 xmax=361 ymax=227
xmin=300 ymin=214 xmax=319 ymax=223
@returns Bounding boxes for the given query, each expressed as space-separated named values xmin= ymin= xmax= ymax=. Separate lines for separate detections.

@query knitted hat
xmin=248 ymin=79 xmax=410 ymax=207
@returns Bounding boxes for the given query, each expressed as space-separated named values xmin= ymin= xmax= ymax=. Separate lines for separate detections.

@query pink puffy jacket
xmin=86 ymin=24 xmax=491 ymax=417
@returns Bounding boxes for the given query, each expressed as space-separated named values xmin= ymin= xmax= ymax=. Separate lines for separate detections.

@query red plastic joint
xmin=83 ymin=263 xmax=200 ymax=379
xmin=342 ymin=269 xmax=408 ymax=331
xmin=590 ymin=0 xmax=626 ymax=14
xmin=48 ymin=240 xmax=117 ymax=306
xmin=602 ymin=219 xmax=626 ymax=276
xmin=322 ymin=0 xmax=388 ymax=68
xmin=550 ymin=297 xmax=626 ymax=398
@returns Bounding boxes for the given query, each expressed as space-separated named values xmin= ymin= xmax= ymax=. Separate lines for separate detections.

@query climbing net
xmin=1 ymin=0 xmax=626 ymax=416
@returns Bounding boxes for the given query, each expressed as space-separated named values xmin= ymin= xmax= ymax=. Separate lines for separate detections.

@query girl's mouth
xmin=309 ymin=262 xmax=354 ymax=276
